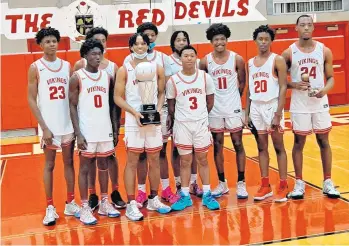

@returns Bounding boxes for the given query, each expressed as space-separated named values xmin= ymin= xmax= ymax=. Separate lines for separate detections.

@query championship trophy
xmin=135 ymin=62 xmax=161 ymax=125
xmin=302 ymin=73 xmax=320 ymax=97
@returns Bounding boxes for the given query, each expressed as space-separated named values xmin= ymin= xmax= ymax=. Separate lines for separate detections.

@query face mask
xmin=149 ymin=42 xmax=156 ymax=50
xmin=132 ymin=52 xmax=148 ymax=60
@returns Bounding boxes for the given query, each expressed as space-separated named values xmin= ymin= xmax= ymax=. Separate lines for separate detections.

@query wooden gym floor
xmin=1 ymin=106 xmax=349 ymax=245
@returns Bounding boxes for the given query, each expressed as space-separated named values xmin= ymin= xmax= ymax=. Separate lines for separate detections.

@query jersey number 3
xmin=254 ymin=80 xmax=267 ymax=93
xmin=49 ymin=86 xmax=65 ymax=100
xmin=189 ymin=97 xmax=198 ymax=110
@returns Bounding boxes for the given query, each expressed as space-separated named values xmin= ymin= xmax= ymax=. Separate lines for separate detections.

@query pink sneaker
xmin=161 ymin=187 xmax=180 ymax=204
xmin=190 ymin=182 xmax=203 ymax=198
xmin=136 ymin=190 xmax=147 ymax=208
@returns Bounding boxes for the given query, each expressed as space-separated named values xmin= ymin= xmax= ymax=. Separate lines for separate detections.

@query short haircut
xmin=206 ymin=23 xmax=231 ymax=41
xmin=85 ymin=27 xmax=109 ymax=40
xmin=170 ymin=31 xmax=191 ymax=52
xmin=179 ymin=45 xmax=197 ymax=57
xmin=35 ymin=27 xmax=60 ymax=44
xmin=137 ymin=22 xmax=158 ymax=35
xmin=128 ymin=33 xmax=150 ymax=49
xmin=296 ymin=14 xmax=313 ymax=25
xmin=253 ymin=25 xmax=275 ymax=41
xmin=80 ymin=38 xmax=104 ymax=58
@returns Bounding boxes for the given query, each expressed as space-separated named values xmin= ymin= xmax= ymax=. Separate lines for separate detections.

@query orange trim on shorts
xmin=226 ymin=126 xmax=243 ymax=133
xmin=61 ymin=139 xmax=74 ymax=147
xmin=293 ymin=129 xmax=313 ymax=136
xmin=80 ymin=151 xmax=97 ymax=158
xmin=210 ymin=127 xmax=225 ymax=133
xmin=313 ymin=126 xmax=332 ymax=134
xmin=145 ymin=146 xmax=162 ymax=153
xmin=127 ymin=147 xmax=144 ymax=153
xmin=257 ymin=130 xmax=268 ymax=135
xmin=176 ymin=143 xmax=193 ymax=150
xmin=97 ymin=149 xmax=115 ymax=157
xmin=195 ymin=145 xmax=211 ymax=153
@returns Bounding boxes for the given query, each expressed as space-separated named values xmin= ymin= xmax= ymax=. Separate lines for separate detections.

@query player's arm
xmin=316 ymin=47 xmax=335 ymax=98
xmin=109 ymin=75 xmax=120 ymax=146
xmin=69 ymin=73 xmax=87 ymax=149
xmin=273 ymin=55 xmax=288 ymax=125
xmin=236 ymin=55 xmax=246 ymax=96
xmin=244 ymin=65 xmax=252 ymax=125
xmin=166 ymin=77 xmax=176 ymax=130
xmin=114 ymin=66 xmax=143 ymax=126
xmin=73 ymin=59 xmax=84 ymax=71
xmin=199 ymin=56 xmax=208 ymax=72
xmin=164 ymin=54 xmax=172 ymax=85
xmin=27 ymin=64 xmax=53 ymax=145
xmin=205 ymin=73 xmax=215 ymax=113
xmin=157 ymin=65 xmax=166 ymax=112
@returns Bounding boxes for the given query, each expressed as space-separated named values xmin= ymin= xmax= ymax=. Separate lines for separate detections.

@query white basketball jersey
xmin=168 ymin=54 xmax=200 ymax=76
xmin=290 ymin=41 xmax=329 ymax=113
xmin=206 ymin=51 xmax=241 ymax=117
xmin=76 ymin=68 xmax=113 ymax=142
xmin=35 ymin=58 xmax=73 ymax=136
xmin=170 ymin=70 xmax=209 ymax=121
xmin=124 ymin=62 xmax=158 ymax=127
xmin=82 ymin=58 xmax=116 ymax=78
xmin=248 ymin=53 xmax=279 ymax=102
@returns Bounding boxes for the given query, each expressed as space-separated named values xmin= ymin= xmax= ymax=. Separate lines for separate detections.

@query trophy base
xmin=308 ymin=88 xmax=320 ymax=97
xmin=140 ymin=105 xmax=161 ymax=125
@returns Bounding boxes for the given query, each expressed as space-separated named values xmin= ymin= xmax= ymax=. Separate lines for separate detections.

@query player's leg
xmin=96 ymin=142 xmax=121 ymax=217
xmin=87 ymin=158 xmax=98 ymax=210
xmin=194 ymin=118 xmax=220 ymax=210
xmin=136 ymin=152 xmax=148 ymax=207
xmin=289 ymin=113 xmax=311 ymax=199
xmin=61 ymin=134 xmax=80 ymax=217
xmin=108 ymin=154 xmax=126 ymax=208
xmin=227 ymin=116 xmax=247 ymax=199
xmin=313 ymin=112 xmax=339 ymax=198
xmin=171 ymin=141 xmax=181 ymax=190
xmin=189 ymin=153 xmax=203 ymax=198
xmin=124 ymin=130 xmax=146 ymax=221
xmin=78 ymin=146 xmax=98 ymax=225
xmin=42 ymin=142 xmax=59 ymax=226
xmin=145 ymin=126 xmax=171 ymax=213
xmin=160 ymin=142 xmax=178 ymax=203
xmin=209 ymin=117 xmax=229 ymax=197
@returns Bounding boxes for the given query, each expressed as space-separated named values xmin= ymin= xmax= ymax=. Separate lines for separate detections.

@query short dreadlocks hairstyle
xmin=85 ymin=27 xmax=109 ymax=40
xmin=253 ymin=25 xmax=275 ymax=41
xmin=35 ymin=27 xmax=60 ymax=44
xmin=128 ymin=32 xmax=150 ymax=51
xmin=170 ymin=31 xmax=191 ymax=53
xmin=206 ymin=23 xmax=231 ymax=41
xmin=80 ymin=39 xmax=104 ymax=58
xmin=137 ymin=22 xmax=158 ymax=35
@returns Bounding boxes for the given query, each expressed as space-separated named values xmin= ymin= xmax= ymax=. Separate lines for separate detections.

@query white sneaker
xmin=146 ymin=196 xmax=171 ymax=214
xmin=64 ymin=200 xmax=81 ymax=218
xmin=80 ymin=205 xmax=97 ymax=225
xmin=323 ymin=179 xmax=340 ymax=198
xmin=126 ymin=200 xmax=144 ymax=221
xmin=211 ymin=179 xmax=230 ymax=198
xmin=43 ymin=205 xmax=59 ymax=226
xmin=288 ymin=179 xmax=305 ymax=199
xmin=98 ymin=198 xmax=121 ymax=218
xmin=236 ymin=181 xmax=248 ymax=199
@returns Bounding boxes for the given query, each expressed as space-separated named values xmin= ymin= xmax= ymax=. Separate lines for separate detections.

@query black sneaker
xmin=111 ymin=190 xmax=126 ymax=209
xmin=88 ymin=194 xmax=99 ymax=211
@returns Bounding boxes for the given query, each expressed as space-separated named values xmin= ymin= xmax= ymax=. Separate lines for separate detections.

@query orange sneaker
xmin=254 ymin=185 xmax=273 ymax=201
xmin=274 ymin=186 xmax=288 ymax=203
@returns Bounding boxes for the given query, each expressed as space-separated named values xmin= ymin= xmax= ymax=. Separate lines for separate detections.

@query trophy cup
xmin=135 ymin=62 xmax=161 ymax=125
xmin=302 ymin=73 xmax=319 ymax=97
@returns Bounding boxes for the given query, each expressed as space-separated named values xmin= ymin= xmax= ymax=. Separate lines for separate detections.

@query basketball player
xmin=114 ymin=33 xmax=171 ymax=221
xmin=168 ymin=30 xmax=203 ymax=197
xmin=167 ymin=45 xmax=220 ymax=211
xmin=245 ymin=25 xmax=288 ymax=202
xmin=28 ymin=27 xmax=80 ymax=226
xmin=74 ymin=27 xmax=126 ymax=210
xmin=69 ymin=39 xmax=120 ymax=225
xmin=199 ymin=23 xmax=248 ymax=199
xmin=281 ymin=15 xmax=340 ymax=199
xmin=124 ymin=22 xmax=177 ymax=205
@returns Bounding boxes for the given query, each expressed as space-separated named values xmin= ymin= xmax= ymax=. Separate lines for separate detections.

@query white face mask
xmin=132 ymin=52 xmax=147 ymax=60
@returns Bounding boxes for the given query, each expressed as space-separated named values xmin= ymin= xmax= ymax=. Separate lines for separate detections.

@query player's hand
xmin=242 ymin=116 xmax=252 ymax=129
xmin=297 ymin=81 xmax=311 ymax=91
xmin=315 ymin=89 xmax=326 ymax=98
xmin=167 ymin=114 xmax=174 ymax=131
xmin=134 ymin=112 xmax=144 ymax=127
xmin=271 ymin=114 xmax=281 ymax=130
xmin=43 ymin=128 xmax=54 ymax=146
xmin=77 ymin=134 xmax=88 ymax=150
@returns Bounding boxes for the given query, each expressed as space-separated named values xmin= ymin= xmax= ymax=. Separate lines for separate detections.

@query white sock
xmin=161 ymin=179 xmax=169 ymax=189
xmin=202 ymin=185 xmax=211 ymax=194
xmin=190 ymin=174 xmax=197 ymax=184
xmin=138 ymin=184 xmax=146 ymax=192
xmin=181 ymin=187 xmax=190 ymax=196
xmin=175 ymin=176 xmax=181 ymax=185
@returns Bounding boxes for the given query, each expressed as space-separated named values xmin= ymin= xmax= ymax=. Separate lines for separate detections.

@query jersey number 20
xmin=254 ymin=80 xmax=267 ymax=93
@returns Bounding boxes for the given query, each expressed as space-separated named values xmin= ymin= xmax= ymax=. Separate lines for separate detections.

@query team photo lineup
xmin=28 ymin=15 xmax=341 ymax=227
